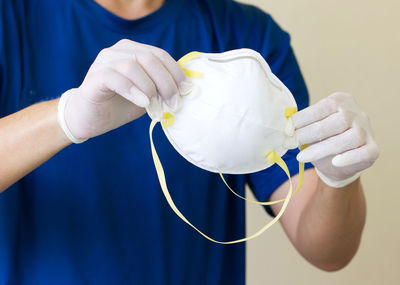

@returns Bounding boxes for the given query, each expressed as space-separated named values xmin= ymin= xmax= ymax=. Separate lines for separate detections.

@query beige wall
xmin=242 ymin=0 xmax=400 ymax=284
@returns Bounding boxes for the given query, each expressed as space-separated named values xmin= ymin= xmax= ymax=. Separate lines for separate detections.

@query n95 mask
xmin=147 ymin=49 xmax=306 ymax=244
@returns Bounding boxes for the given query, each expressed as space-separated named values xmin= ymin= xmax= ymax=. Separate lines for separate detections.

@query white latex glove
xmin=290 ymin=92 xmax=379 ymax=188
xmin=57 ymin=39 xmax=192 ymax=143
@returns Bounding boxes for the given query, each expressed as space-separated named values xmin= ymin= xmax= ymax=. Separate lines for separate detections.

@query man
xmin=0 ymin=0 xmax=378 ymax=284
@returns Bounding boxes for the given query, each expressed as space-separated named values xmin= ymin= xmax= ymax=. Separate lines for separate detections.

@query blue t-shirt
xmin=0 ymin=0 xmax=313 ymax=284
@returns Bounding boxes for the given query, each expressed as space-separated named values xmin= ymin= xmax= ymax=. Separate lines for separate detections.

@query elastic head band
xmin=178 ymin=52 xmax=204 ymax=78
xmin=149 ymin=120 xmax=296 ymax=244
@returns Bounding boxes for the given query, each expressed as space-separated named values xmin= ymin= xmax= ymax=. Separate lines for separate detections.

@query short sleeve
xmin=246 ymin=15 xmax=314 ymax=216
xmin=0 ymin=1 xmax=4 ymax=102
xmin=0 ymin=0 xmax=24 ymax=117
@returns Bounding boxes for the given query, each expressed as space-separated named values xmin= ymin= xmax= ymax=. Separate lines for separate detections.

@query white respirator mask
xmin=148 ymin=49 xmax=306 ymax=244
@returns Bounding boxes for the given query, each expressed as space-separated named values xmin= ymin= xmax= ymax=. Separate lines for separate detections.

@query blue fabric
xmin=0 ymin=0 xmax=313 ymax=284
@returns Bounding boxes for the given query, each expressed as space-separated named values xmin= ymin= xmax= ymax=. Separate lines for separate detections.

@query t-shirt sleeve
xmin=246 ymin=14 xmax=314 ymax=216
xmin=0 ymin=1 xmax=4 ymax=102
xmin=0 ymin=0 xmax=21 ymax=117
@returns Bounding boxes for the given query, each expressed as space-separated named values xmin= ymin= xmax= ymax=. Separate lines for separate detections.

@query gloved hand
xmin=57 ymin=39 xmax=192 ymax=143
xmin=290 ymin=92 xmax=379 ymax=188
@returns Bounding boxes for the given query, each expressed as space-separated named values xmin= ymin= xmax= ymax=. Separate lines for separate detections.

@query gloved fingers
xmin=146 ymin=95 xmax=163 ymax=121
xmin=150 ymin=47 xmax=193 ymax=95
xmin=135 ymin=51 xmax=181 ymax=110
xmin=297 ymin=125 xmax=367 ymax=163
xmin=296 ymin=110 xmax=353 ymax=145
xmin=98 ymin=68 xmax=149 ymax=107
xmin=128 ymin=85 xmax=150 ymax=108
xmin=92 ymin=48 xmax=131 ymax=66
xmin=332 ymin=142 xmax=379 ymax=167
xmin=100 ymin=44 xmax=190 ymax=96
xmin=291 ymin=97 xmax=338 ymax=129
xmin=112 ymin=39 xmax=184 ymax=80
xmin=111 ymin=59 xmax=158 ymax=101
xmin=328 ymin=92 xmax=355 ymax=106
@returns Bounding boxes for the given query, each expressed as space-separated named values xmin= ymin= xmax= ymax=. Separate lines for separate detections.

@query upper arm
xmin=269 ymin=168 xmax=319 ymax=243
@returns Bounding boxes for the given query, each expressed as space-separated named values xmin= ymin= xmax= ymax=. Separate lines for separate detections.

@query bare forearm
xmin=0 ymin=99 xmax=71 ymax=192
xmin=295 ymin=178 xmax=366 ymax=271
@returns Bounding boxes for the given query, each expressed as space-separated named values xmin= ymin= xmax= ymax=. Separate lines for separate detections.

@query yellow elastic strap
xmin=178 ymin=51 xmax=203 ymax=66
xmin=219 ymin=144 xmax=307 ymax=206
xmin=178 ymin=51 xmax=203 ymax=78
xmin=219 ymin=107 xmax=306 ymax=206
xmin=161 ymin=112 xmax=175 ymax=129
xmin=285 ymin=107 xmax=298 ymax=119
xmin=149 ymin=117 xmax=296 ymax=244
xmin=182 ymin=68 xmax=203 ymax=78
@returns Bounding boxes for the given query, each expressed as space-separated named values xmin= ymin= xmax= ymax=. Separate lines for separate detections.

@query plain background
xmin=241 ymin=0 xmax=400 ymax=284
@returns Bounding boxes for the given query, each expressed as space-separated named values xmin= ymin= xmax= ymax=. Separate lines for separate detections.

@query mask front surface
xmin=148 ymin=49 xmax=304 ymax=244
xmin=155 ymin=49 xmax=298 ymax=174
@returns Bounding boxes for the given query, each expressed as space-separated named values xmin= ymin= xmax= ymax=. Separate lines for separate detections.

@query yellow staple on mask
xmin=178 ymin=51 xmax=204 ymax=78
